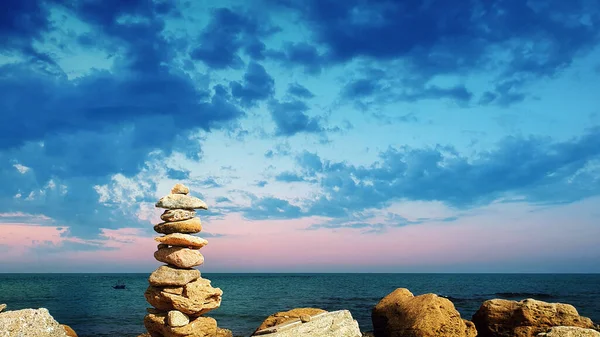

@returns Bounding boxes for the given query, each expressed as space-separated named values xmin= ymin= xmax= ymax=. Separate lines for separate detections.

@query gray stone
xmin=155 ymin=194 xmax=208 ymax=210
xmin=538 ymin=327 xmax=600 ymax=337
xmin=0 ymin=308 xmax=68 ymax=337
xmin=253 ymin=310 xmax=361 ymax=337
xmin=148 ymin=265 xmax=200 ymax=286
xmin=160 ymin=209 xmax=196 ymax=222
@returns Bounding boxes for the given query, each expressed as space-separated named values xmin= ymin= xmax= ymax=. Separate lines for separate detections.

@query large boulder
xmin=0 ymin=308 xmax=69 ymax=337
xmin=472 ymin=298 xmax=597 ymax=337
xmin=372 ymin=288 xmax=477 ymax=337
xmin=253 ymin=310 xmax=361 ymax=337
xmin=537 ymin=326 xmax=600 ymax=337
xmin=254 ymin=308 xmax=327 ymax=333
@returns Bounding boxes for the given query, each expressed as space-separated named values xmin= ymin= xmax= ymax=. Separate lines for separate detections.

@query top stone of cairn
xmin=155 ymin=184 xmax=208 ymax=210
xmin=171 ymin=183 xmax=189 ymax=195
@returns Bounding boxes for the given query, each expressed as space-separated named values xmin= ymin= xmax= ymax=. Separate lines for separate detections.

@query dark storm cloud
xmin=191 ymin=7 xmax=279 ymax=69
xmin=230 ymin=62 xmax=275 ymax=107
xmin=268 ymin=100 xmax=324 ymax=136
xmin=268 ymin=0 xmax=600 ymax=105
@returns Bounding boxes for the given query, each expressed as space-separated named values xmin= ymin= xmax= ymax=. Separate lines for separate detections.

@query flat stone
xmin=167 ymin=310 xmax=190 ymax=327
xmin=0 ymin=304 xmax=6 ymax=313
xmin=154 ymin=217 xmax=202 ymax=235
xmin=162 ymin=278 xmax=223 ymax=316
xmin=538 ymin=327 xmax=600 ymax=337
xmin=253 ymin=310 xmax=361 ymax=337
xmin=171 ymin=183 xmax=189 ymax=195
xmin=255 ymin=308 xmax=327 ymax=332
xmin=155 ymin=233 xmax=208 ymax=249
xmin=156 ymin=194 xmax=208 ymax=210
xmin=154 ymin=247 xmax=204 ymax=268
xmin=161 ymin=209 xmax=196 ymax=222
xmin=0 ymin=308 xmax=69 ymax=337
xmin=148 ymin=265 xmax=200 ymax=287
xmin=144 ymin=312 xmax=217 ymax=337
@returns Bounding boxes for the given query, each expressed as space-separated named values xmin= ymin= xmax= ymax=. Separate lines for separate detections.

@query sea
xmin=0 ymin=273 xmax=599 ymax=337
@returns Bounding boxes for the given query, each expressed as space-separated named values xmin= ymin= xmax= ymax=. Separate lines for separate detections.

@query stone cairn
xmin=141 ymin=183 xmax=231 ymax=337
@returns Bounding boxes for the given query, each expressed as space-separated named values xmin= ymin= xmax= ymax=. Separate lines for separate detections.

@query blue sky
xmin=0 ymin=0 xmax=599 ymax=273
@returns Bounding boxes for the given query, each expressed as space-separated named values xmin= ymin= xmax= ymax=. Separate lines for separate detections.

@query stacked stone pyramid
xmin=141 ymin=183 xmax=231 ymax=337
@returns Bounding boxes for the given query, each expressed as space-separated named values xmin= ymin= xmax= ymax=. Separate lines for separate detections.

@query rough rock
xmin=154 ymin=246 xmax=204 ymax=268
xmin=216 ymin=328 xmax=233 ymax=337
xmin=255 ymin=308 xmax=327 ymax=332
xmin=155 ymin=233 xmax=209 ymax=248
xmin=149 ymin=265 xmax=200 ymax=286
xmin=300 ymin=315 xmax=311 ymax=323
xmin=538 ymin=327 xmax=600 ymax=337
xmin=372 ymin=288 xmax=477 ymax=337
xmin=62 ymin=324 xmax=78 ymax=337
xmin=146 ymin=286 xmax=178 ymax=311
xmin=154 ymin=217 xmax=203 ymax=234
xmin=253 ymin=310 xmax=361 ymax=337
xmin=0 ymin=308 xmax=69 ymax=337
xmin=472 ymin=298 xmax=597 ymax=337
xmin=144 ymin=312 xmax=218 ymax=337
xmin=161 ymin=209 xmax=196 ymax=222
xmin=162 ymin=278 xmax=223 ymax=316
xmin=171 ymin=184 xmax=190 ymax=195
xmin=156 ymin=194 xmax=208 ymax=210
xmin=167 ymin=310 xmax=190 ymax=327
xmin=0 ymin=304 xmax=6 ymax=313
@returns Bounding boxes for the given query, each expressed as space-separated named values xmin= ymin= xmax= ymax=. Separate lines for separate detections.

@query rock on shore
xmin=0 ymin=308 xmax=69 ymax=337
xmin=472 ymin=298 xmax=597 ymax=337
xmin=372 ymin=288 xmax=477 ymax=337
xmin=252 ymin=310 xmax=361 ymax=337
xmin=537 ymin=326 xmax=600 ymax=337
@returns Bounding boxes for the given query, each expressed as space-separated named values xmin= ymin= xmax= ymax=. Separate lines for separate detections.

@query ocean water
xmin=0 ymin=273 xmax=599 ymax=337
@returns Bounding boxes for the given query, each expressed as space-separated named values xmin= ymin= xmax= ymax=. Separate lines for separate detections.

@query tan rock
xmin=216 ymin=328 xmax=234 ymax=337
xmin=155 ymin=233 xmax=208 ymax=248
xmin=171 ymin=183 xmax=189 ymax=195
xmin=148 ymin=265 xmax=200 ymax=286
xmin=144 ymin=312 xmax=218 ymax=337
xmin=0 ymin=308 xmax=68 ymax=337
xmin=300 ymin=314 xmax=311 ymax=323
xmin=162 ymin=278 xmax=223 ymax=316
xmin=62 ymin=324 xmax=78 ymax=337
xmin=472 ymin=298 xmax=597 ymax=337
xmin=161 ymin=209 xmax=196 ymax=222
xmin=154 ymin=247 xmax=204 ymax=268
xmin=538 ymin=326 xmax=600 ymax=337
xmin=167 ymin=310 xmax=189 ymax=327
xmin=145 ymin=286 xmax=176 ymax=311
xmin=255 ymin=308 xmax=327 ymax=332
xmin=154 ymin=217 xmax=202 ymax=234
xmin=0 ymin=304 xmax=6 ymax=313
xmin=137 ymin=334 xmax=152 ymax=337
xmin=372 ymin=288 xmax=477 ymax=337
xmin=156 ymin=194 xmax=208 ymax=210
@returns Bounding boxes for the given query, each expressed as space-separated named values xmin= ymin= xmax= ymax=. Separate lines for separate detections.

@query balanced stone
xmin=156 ymin=194 xmax=208 ymax=210
xmin=149 ymin=265 xmax=200 ymax=287
xmin=167 ymin=310 xmax=190 ymax=327
xmin=171 ymin=184 xmax=189 ymax=195
xmin=155 ymin=233 xmax=208 ymax=248
xmin=154 ymin=247 xmax=204 ymax=268
xmin=154 ymin=217 xmax=202 ymax=235
xmin=162 ymin=278 xmax=223 ymax=316
xmin=161 ymin=209 xmax=196 ymax=222
xmin=144 ymin=313 xmax=217 ymax=337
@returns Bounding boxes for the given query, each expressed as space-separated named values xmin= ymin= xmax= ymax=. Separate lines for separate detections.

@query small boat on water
xmin=112 ymin=280 xmax=126 ymax=289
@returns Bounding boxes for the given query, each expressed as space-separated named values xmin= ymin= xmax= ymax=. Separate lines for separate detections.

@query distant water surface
xmin=0 ymin=273 xmax=598 ymax=337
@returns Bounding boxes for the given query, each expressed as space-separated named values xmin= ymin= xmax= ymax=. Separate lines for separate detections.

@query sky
xmin=1 ymin=0 xmax=599 ymax=273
